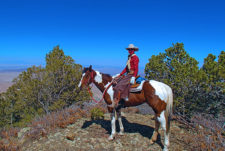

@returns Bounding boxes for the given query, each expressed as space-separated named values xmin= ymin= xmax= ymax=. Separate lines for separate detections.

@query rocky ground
xmin=0 ymin=71 xmax=193 ymax=151
xmin=22 ymin=113 xmax=191 ymax=151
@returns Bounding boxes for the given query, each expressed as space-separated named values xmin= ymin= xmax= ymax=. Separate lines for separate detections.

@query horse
xmin=78 ymin=65 xmax=173 ymax=151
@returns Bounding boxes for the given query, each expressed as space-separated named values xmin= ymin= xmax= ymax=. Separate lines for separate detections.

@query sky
xmin=0 ymin=0 xmax=225 ymax=71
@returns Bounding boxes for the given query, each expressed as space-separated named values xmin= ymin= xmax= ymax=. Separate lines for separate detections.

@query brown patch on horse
xmin=107 ymin=106 xmax=114 ymax=113
xmin=165 ymin=111 xmax=170 ymax=134
xmin=102 ymin=74 xmax=112 ymax=85
xmin=103 ymin=90 xmax=114 ymax=113
xmin=124 ymin=91 xmax=146 ymax=107
xmin=142 ymin=81 xmax=167 ymax=116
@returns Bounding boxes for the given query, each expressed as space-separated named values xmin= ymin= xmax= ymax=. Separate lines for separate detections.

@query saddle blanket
xmin=130 ymin=80 xmax=145 ymax=92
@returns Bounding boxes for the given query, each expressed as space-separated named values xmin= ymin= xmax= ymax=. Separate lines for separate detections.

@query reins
xmin=87 ymin=71 xmax=122 ymax=104
xmin=87 ymin=82 xmax=112 ymax=103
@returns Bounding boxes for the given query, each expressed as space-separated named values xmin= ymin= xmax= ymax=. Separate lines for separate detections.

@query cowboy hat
xmin=126 ymin=44 xmax=139 ymax=51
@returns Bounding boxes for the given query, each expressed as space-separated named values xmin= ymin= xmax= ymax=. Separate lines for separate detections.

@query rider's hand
xmin=114 ymin=74 xmax=120 ymax=81
xmin=130 ymin=77 xmax=135 ymax=84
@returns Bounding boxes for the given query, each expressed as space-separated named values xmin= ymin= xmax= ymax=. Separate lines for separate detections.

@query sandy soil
xmin=0 ymin=72 xmax=21 ymax=93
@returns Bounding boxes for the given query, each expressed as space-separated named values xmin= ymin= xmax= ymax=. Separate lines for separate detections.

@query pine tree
xmin=145 ymin=43 xmax=224 ymax=118
xmin=0 ymin=46 xmax=89 ymax=127
xmin=145 ymin=43 xmax=199 ymax=117
xmin=197 ymin=52 xmax=225 ymax=116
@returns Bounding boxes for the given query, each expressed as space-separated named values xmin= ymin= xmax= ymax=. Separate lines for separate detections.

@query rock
xmin=66 ymin=133 xmax=76 ymax=141
xmin=18 ymin=127 xmax=30 ymax=139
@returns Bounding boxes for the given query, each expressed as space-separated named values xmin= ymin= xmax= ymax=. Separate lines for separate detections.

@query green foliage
xmin=90 ymin=107 xmax=104 ymax=120
xmin=145 ymin=43 xmax=224 ymax=118
xmin=0 ymin=94 xmax=11 ymax=127
xmin=0 ymin=46 xmax=89 ymax=127
xmin=196 ymin=52 xmax=225 ymax=116
xmin=145 ymin=43 xmax=199 ymax=117
xmin=145 ymin=53 xmax=168 ymax=81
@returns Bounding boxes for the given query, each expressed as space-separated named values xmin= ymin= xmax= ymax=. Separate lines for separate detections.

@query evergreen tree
xmin=145 ymin=43 xmax=224 ymax=118
xmin=145 ymin=43 xmax=199 ymax=117
xmin=0 ymin=46 xmax=89 ymax=127
xmin=0 ymin=94 xmax=11 ymax=127
xmin=197 ymin=52 xmax=225 ymax=116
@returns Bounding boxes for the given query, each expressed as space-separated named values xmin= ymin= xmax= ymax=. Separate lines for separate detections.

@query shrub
xmin=90 ymin=107 xmax=105 ymax=120
xmin=184 ymin=114 xmax=225 ymax=151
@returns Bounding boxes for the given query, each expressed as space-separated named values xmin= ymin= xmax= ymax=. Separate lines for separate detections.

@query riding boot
xmin=114 ymin=91 xmax=121 ymax=107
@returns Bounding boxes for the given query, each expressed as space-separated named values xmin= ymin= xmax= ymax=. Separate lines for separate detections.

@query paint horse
xmin=78 ymin=66 xmax=173 ymax=151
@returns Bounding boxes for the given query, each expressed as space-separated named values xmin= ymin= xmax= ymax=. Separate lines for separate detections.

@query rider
xmin=112 ymin=44 xmax=139 ymax=107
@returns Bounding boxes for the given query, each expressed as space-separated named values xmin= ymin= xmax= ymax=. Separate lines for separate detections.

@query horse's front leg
xmin=117 ymin=109 xmax=124 ymax=135
xmin=108 ymin=110 xmax=116 ymax=140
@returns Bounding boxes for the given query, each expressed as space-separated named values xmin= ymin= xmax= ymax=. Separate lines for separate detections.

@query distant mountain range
xmin=89 ymin=65 xmax=145 ymax=77
xmin=0 ymin=65 xmax=31 ymax=72
xmin=0 ymin=64 xmax=145 ymax=93
xmin=0 ymin=64 xmax=145 ymax=76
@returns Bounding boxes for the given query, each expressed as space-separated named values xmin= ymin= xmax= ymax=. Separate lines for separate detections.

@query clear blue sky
xmin=0 ymin=0 xmax=224 ymax=69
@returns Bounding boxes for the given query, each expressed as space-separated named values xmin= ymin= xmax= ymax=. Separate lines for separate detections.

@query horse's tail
xmin=165 ymin=85 xmax=173 ymax=118
xmin=164 ymin=84 xmax=173 ymax=134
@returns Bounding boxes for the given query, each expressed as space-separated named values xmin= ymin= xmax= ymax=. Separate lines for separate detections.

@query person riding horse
xmin=112 ymin=44 xmax=139 ymax=107
xmin=79 ymin=54 xmax=173 ymax=150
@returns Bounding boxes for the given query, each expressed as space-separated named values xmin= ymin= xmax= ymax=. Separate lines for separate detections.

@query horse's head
xmin=78 ymin=65 xmax=95 ymax=89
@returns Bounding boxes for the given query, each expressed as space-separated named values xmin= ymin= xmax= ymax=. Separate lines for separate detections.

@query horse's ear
xmin=89 ymin=65 xmax=92 ymax=71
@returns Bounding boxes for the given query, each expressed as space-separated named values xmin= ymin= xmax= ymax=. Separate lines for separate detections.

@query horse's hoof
xmin=108 ymin=136 xmax=114 ymax=141
xmin=149 ymin=139 xmax=155 ymax=145
xmin=118 ymin=132 xmax=124 ymax=136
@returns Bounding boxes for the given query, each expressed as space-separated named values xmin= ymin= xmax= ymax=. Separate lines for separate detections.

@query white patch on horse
xmin=130 ymin=80 xmax=145 ymax=92
xmin=111 ymin=115 xmax=116 ymax=134
xmin=112 ymin=73 xmax=120 ymax=79
xmin=158 ymin=110 xmax=170 ymax=150
xmin=104 ymin=82 xmax=114 ymax=101
xmin=94 ymin=71 xmax=103 ymax=84
xmin=108 ymin=113 xmax=116 ymax=140
xmin=157 ymin=111 xmax=166 ymax=130
xmin=149 ymin=80 xmax=168 ymax=102
xmin=78 ymin=73 xmax=85 ymax=87
xmin=165 ymin=134 xmax=169 ymax=147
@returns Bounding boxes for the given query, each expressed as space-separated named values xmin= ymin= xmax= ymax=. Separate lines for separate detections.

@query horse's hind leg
xmin=108 ymin=110 xmax=116 ymax=140
xmin=157 ymin=111 xmax=170 ymax=151
xmin=116 ymin=109 xmax=124 ymax=135
xmin=150 ymin=114 xmax=160 ymax=144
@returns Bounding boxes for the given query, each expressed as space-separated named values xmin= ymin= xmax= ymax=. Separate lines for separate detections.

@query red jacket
xmin=120 ymin=54 xmax=139 ymax=77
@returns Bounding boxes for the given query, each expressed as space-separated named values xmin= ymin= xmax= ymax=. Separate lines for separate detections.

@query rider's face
xmin=128 ymin=49 xmax=134 ymax=55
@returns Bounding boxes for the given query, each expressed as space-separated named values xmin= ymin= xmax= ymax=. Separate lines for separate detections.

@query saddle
xmin=110 ymin=75 xmax=146 ymax=107
xmin=130 ymin=75 xmax=140 ymax=88
xmin=130 ymin=76 xmax=145 ymax=88
xmin=130 ymin=76 xmax=146 ymax=92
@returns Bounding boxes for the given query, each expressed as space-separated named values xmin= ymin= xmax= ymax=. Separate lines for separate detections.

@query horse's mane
xmin=102 ymin=73 xmax=112 ymax=78
xmin=82 ymin=67 xmax=89 ymax=74
xmin=82 ymin=67 xmax=112 ymax=80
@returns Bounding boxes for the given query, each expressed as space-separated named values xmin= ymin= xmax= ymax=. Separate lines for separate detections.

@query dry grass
xmin=183 ymin=114 xmax=225 ymax=151
xmin=0 ymin=102 xmax=98 ymax=151
xmin=0 ymin=128 xmax=20 ymax=151
xmin=0 ymin=103 xmax=224 ymax=151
